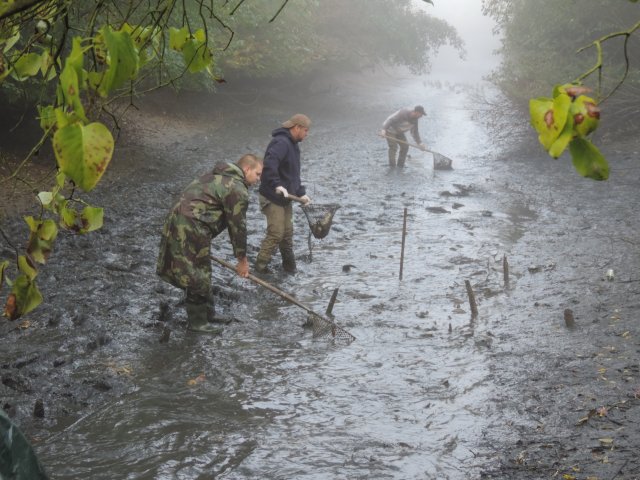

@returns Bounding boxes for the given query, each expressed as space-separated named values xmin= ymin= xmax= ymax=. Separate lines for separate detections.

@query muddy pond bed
xmin=2 ymin=71 xmax=640 ymax=479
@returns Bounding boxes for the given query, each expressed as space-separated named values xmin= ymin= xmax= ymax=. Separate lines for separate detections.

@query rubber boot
xmin=397 ymin=145 xmax=409 ymax=168
xmin=388 ymin=150 xmax=396 ymax=168
xmin=254 ymin=254 xmax=272 ymax=274
xmin=206 ymin=297 xmax=234 ymax=325
xmin=281 ymin=249 xmax=297 ymax=274
xmin=185 ymin=296 xmax=223 ymax=334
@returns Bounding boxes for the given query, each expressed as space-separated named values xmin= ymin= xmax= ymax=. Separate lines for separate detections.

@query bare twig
xmin=575 ymin=20 xmax=640 ymax=103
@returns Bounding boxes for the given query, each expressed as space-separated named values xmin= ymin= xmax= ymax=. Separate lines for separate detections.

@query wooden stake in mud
xmin=564 ymin=308 xmax=575 ymax=328
xmin=326 ymin=287 xmax=339 ymax=316
xmin=465 ymin=280 xmax=478 ymax=318
xmin=503 ymin=254 xmax=510 ymax=287
xmin=399 ymin=207 xmax=408 ymax=280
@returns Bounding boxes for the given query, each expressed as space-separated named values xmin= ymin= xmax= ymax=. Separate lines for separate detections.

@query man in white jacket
xmin=380 ymin=105 xmax=426 ymax=168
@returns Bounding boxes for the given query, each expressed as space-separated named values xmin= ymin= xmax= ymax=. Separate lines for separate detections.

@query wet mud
xmin=2 ymin=71 xmax=640 ymax=479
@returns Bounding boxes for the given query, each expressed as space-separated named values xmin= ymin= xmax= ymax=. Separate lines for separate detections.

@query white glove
xmin=275 ymin=186 xmax=289 ymax=198
xmin=418 ymin=143 xmax=427 ymax=151
xmin=300 ymin=194 xmax=311 ymax=205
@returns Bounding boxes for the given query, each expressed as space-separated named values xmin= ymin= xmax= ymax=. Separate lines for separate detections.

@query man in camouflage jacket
xmin=157 ymin=154 xmax=263 ymax=333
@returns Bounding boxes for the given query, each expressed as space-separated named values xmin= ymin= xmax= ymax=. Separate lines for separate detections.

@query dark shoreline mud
xmin=2 ymin=72 xmax=640 ymax=478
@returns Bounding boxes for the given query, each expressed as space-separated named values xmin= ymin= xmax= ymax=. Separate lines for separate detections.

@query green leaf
xmin=25 ymin=218 xmax=58 ymax=264
xmin=548 ymin=113 xmax=574 ymax=159
xmin=122 ymin=23 xmax=161 ymax=66
xmin=569 ymin=137 xmax=609 ymax=181
xmin=94 ymin=26 xmax=139 ymax=96
xmin=2 ymin=28 xmax=20 ymax=53
xmin=67 ymin=37 xmax=86 ymax=79
xmin=55 ymin=170 xmax=66 ymax=188
xmin=59 ymin=61 xmax=87 ymax=121
xmin=5 ymin=274 xmax=43 ymax=320
xmin=37 ymin=191 xmax=53 ymax=207
xmin=37 ymin=105 xmax=56 ymax=132
xmin=0 ymin=260 xmax=8 ymax=289
xmin=530 ymin=93 xmax=571 ymax=150
xmin=80 ymin=206 xmax=103 ymax=233
xmin=17 ymin=255 xmax=37 ymax=280
xmin=182 ymin=29 xmax=212 ymax=73
xmin=169 ymin=26 xmax=190 ymax=51
xmin=12 ymin=52 xmax=43 ymax=80
xmin=59 ymin=203 xmax=77 ymax=230
xmin=53 ymin=122 xmax=114 ymax=192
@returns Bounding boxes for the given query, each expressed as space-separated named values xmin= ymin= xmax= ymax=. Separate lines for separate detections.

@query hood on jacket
xmin=212 ymin=162 xmax=247 ymax=184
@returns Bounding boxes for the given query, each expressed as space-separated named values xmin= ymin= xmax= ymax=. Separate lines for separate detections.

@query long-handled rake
xmin=210 ymin=255 xmax=356 ymax=344
xmin=378 ymin=132 xmax=454 ymax=170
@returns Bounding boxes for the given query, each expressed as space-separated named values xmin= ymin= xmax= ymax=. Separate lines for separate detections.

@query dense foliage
xmin=0 ymin=0 xmax=462 ymax=319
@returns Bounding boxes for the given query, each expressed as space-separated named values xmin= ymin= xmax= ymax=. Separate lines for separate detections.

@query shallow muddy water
xmin=3 ymin=71 xmax=640 ymax=479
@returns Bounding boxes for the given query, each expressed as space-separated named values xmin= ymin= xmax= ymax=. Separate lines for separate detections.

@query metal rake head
xmin=307 ymin=313 xmax=356 ymax=344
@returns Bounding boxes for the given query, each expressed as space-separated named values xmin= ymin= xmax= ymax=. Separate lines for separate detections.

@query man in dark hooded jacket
xmin=157 ymin=154 xmax=263 ymax=333
xmin=255 ymin=114 xmax=311 ymax=274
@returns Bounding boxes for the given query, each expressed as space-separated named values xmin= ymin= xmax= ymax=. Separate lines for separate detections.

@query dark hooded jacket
xmin=258 ymin=127 xmax=306 ymax=206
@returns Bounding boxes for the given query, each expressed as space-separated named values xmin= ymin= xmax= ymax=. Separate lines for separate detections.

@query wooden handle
xmin=210 ymin=255 xmax=314 ymax=314
xmin=286 ymin=194 xmax=307 ymax=204
xmin=379 ymin=133 xmax=432 ymax=153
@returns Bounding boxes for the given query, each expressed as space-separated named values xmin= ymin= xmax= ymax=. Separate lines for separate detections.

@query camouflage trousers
xmin=386 ymin=131 xmax=409 ymax=167
xmin=255 ymin=194 xmax=296 ymax=272
xmin=156 ymin=210 xmax=213 ymax=298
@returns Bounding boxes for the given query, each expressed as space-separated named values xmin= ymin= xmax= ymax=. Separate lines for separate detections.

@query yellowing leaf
xmin=169 ymin=26 xmax=190 ymax=51
xmin=17 ymin=255 xmax=37 ymax=280
xmin=569 ymin=137 xmax=609 ymax=181
xmin=80 ymin=206 xmax=104 ymax=233
xmin=25 ymin=218 xmax=58 ymax=264
xmin=12 ymin=52 xmax=43 ymax=80
xmin=4 ymin=274 xmax=43 ymax=320
xmin=53 ymin=121 xmax=114 ymax=192
xmin=59 ymin=61 xmax=87 ymax=121
xmin=0 ymin=260 xmax=8 ymax=289
xmin=95 ymin=26 xmax=139 ymax=96
xmin=530 ymin=93 xmax=571 ymax=150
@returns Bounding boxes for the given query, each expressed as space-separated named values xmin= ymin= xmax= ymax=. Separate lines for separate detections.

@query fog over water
xmin=415 ymin=0 xmax=501 ymax=83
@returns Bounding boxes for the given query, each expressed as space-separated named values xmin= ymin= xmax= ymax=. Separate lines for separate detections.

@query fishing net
xmin=306 ymin=313 xmax=356 ymax=344
xmin=301 ymin=204 xmax=340 ymax=239
xmin=433 ymin=152 xmax=453 ymax=170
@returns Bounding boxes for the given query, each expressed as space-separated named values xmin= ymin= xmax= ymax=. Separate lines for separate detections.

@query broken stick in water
xmin=465 ymin=280 xmax=478 ymax=318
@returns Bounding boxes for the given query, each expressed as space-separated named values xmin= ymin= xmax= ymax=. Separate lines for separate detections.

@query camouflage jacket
xmin=175 ymin=162 xmax=250 ymax=258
